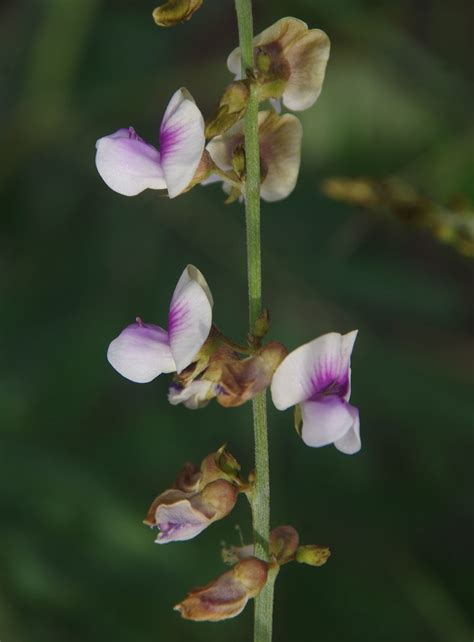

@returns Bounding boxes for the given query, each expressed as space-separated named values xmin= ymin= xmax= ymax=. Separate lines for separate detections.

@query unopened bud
xmin=215 ymin=444 xmax=241 ymax=478
xmin=296 ymin=544 xmax=331 ymax=567
xmin=199 ymin=445 xmax=242 ymax=487
xmin=253 ymin=308 xmax=270 ymax=339
xmin=152 ymin=0 xmax=203 ymax=27
xmin=231 ymin=144 xmax=246 ymax=178
xmin=175 ymin=557 xmax=268 ymax=621
xmin=206 ymin=81 xmax=249 ymax=138
xmin=269 ymin=525 xmax=299 ymax=565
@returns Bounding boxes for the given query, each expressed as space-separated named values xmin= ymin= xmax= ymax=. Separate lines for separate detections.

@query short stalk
xmin=234 ymin=1 xmax=274 ymax=642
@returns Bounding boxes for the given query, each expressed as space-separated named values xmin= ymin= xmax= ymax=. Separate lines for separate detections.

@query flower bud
xmin=199 ymin=444 xmax=242 ymax=487
xmin=231 ymin=144 xmax=246 ymax=178
xmin=269 ymin=525 xmax=299 ymax=565
xmin=175 ymin=557 xmax=268 ymax=621
xmin=152 ymin=0 xmax=203 ymax=27
xmin=252 ymin=308 xmax=270 ymax=340
xmin=205 ymin=81 xmax=250 ymax=138
xmin=296 ymin=544 xmax=331 ymax=567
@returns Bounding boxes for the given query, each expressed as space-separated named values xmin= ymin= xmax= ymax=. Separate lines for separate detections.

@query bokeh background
xmin=1 ymin=1 xmax=473 ymax=641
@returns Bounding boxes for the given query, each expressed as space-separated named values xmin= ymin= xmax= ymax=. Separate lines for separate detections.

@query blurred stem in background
xmin=234 ymin=0 xmax=274 ymax=640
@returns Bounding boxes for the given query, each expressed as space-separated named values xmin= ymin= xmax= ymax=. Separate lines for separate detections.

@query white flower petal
xmin=159 ymin=88 xmax=205 ymax=198
xmin=301 ymin=398 xmax=354 ymax=448
xmin=334 ymin=405 xmax=361 ymax=454
xmin=107 ymin=320 xmax=175 ymax=383
xmin=95 ymin=128 xmax=166 ymax=196
xmin=283 ymin=28 xmax=331 ymax=111
xmin=168 ymin=266 xmax=213 ymax=373
xmin=168 ymin=380 xmax=216 ymax=409
xmin=271 ymin=331 xmax=358 ymax=410
xmin=173 ymin=264 xmax=213 ymax=307
xmin=155 ymin=500 xmax=210 ymax=543
xmin=259 ymin=112 xmax=302 ymax=202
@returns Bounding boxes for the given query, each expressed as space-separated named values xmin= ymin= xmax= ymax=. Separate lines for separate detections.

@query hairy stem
xmin=234 ymin=1 xmax=274 ymax=641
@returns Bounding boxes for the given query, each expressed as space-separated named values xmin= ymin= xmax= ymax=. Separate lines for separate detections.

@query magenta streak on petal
xmin=159 ymin=125 xmax=185 ymax=159
xmin=310 ymin=358 xmax=350 ymax=401
xmin=168 ymin=301 xmax=189 ymax=334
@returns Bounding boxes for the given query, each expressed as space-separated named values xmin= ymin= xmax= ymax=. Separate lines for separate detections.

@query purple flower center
xmin=310 ymin=370 xmax=349 ymax=401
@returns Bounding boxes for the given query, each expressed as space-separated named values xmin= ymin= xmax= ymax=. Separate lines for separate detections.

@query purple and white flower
xmin=95 ymin=88 xmax=205 ymax=198
xmin=107 ymin=265 xmax=213 ymax=382
xmin=271 ymin=331 xmax=360 ymax=454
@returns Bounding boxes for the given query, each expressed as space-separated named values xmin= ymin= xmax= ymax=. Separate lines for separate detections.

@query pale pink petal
xmin=95 ymin=127 xmax=166 ymax=196
xmin=107 ymin=320 xmax=175 ymax=383
xmin=334 ymin=405 xmax=361 ymax=454
xmin=300 ymin=398 xmax=354 ymax=448
xmin=271 ymin=331 xmax=358 ymax=410
xmin=154 ymin=500 xmax=210 ymax=543
xmin=159 ymin=88 xmax=205 ymax=198
xmin=168 ymin=266 xmax=213 ymax=373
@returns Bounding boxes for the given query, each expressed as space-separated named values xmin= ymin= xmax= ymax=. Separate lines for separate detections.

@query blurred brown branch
xmin=321 ymin=176 xmax=474 ymax=258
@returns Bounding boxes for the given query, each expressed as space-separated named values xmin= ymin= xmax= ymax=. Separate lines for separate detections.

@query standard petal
xmin=334 ymin=405 xmax=361 ymax=454
xmin=300 ymin=397 xmax=354 ymax=448
xmin=159 ymin=88 xmax=205 ymax=198
xmin=173 ymin=264 xmax=213 ymax=307
xmin=107 ymin=320 xmax=176 ymax=383
xmin=154 ymin=499 xmax=210 ymax=543
xmin=168 ymin=266 xmax=213 ymax=373
xmin=283 ymin=28 xmax=331 ymax=111
xmin=95 ymin=127 xmax=166 ymax=196
xmin=259 ymin=112 xmax=302 ymax=202
xmin=226 ymin=17 xmax=308 ymax=77
xmin=271 ymin=331 xmax=357 ymax=410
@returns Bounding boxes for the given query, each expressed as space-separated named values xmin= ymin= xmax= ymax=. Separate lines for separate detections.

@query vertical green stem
xmin=234 ymin=1 xmax=274 ymax=641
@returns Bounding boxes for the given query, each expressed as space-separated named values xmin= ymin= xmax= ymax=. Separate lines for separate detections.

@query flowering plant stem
xmin=234 ymin=1 xmax=274 ymax=641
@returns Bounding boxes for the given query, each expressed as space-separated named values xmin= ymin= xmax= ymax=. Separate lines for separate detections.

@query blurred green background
xmin=1 ymin=1 xmax=473 ymax=641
